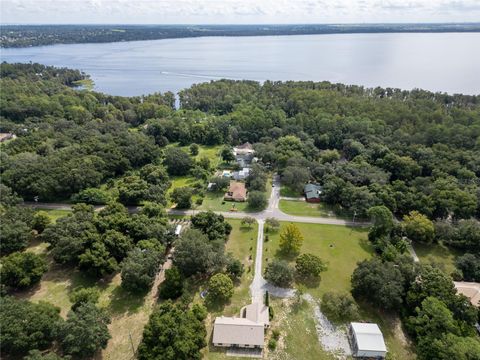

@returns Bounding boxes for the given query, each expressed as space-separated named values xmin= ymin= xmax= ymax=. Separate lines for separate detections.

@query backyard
xmin=263 ymin=222 xmax=416 ymax=359
xmin=19 ymin=216 xmax=258 ymax=360
xmin=413 ymin=242 xmax=460 ymax=275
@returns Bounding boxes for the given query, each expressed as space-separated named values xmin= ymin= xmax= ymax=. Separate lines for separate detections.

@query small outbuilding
xmin=349 ymin=322 xmax=387 ymax=359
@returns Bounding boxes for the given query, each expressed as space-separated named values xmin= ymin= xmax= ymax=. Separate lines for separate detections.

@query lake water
xmin=1 ymin=33 xmax=479 ymax=96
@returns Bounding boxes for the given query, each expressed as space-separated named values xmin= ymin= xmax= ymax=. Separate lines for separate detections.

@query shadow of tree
xmin=108 ymin=286 xmax=145 ymax=316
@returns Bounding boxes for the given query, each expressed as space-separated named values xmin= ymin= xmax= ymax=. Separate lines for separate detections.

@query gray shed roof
xmin=350 ymin=322 xmax=387 ymax=352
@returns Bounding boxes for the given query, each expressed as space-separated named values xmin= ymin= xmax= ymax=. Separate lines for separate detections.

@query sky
xmin=2 ymin=0 xmax=480 ymax=25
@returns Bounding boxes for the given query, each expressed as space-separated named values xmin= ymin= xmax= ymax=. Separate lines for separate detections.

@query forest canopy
xmin=1 ymin=63 xmax=479 ymax=220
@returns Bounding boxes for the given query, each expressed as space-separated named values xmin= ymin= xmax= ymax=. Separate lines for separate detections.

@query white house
xmin=349 ymin=322 xmax=387 ymax=359
xmin=212 ymin=302 xmax=269 ymax=349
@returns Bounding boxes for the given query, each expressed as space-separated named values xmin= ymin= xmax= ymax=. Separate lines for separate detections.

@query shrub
xmin=268 ymin=339 xmax=277 ymax=350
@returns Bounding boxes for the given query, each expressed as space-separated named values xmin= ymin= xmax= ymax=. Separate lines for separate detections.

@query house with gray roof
xmin=304 ymin=183 xmax=323 ymax=203
xmin=212 ymin=302 xmax=269 ymax=349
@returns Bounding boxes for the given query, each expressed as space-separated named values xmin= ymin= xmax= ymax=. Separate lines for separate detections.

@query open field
xmin=279 ymin=199 xmax=355 ymax=220
xmin=263 ymin=222 xmax=416 ymax=359
xmin=263 ymin=222 xmax=371 ymax=297
xmin=413 ymin=242 xmax=460 ymax=274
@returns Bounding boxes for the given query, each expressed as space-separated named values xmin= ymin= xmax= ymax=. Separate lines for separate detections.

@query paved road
xmin=24 ymin=175 xmax=370 ymax=303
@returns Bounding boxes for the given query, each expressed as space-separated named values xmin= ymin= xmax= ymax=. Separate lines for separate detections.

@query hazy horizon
xmin=2 ymin=0 xmax=480 ymax=25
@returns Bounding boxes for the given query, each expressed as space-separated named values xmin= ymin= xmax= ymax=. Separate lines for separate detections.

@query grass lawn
xmin=173 ymin=143 xmax=223 ymax=168
xmin=37 ymin=209 xmax=72 ymax=222
xmin=263 ymin=222 xmax=416 ymax=359
xmin=280 ymin=185 xmax=301 ymax=197
xmin=201 ymin=219 xmax=258 ymax=360
xmin=413 ymin=242 xmax=460 ymax=274
xmin=263 ymin=222 xmax=372 ymax=298
xmin=200 ymin=191 xmax=251 ymax=212
xmin=279 ymin=199 xmax=355 ymax=220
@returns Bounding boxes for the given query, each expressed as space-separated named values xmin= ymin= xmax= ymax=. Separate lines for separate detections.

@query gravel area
xmin=304 ymin=294 xmax=352 ymax=359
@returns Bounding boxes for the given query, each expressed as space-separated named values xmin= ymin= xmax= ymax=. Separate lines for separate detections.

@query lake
xmin=1 ymin=33 xmax=479 ymax=96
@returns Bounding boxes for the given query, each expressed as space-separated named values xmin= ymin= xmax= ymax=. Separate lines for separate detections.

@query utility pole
xmin=129 ymin=330 xmax=136 ymax=359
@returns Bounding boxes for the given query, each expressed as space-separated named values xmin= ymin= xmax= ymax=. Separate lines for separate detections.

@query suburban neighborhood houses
xmin=224 ymin=181 xmax=247 ymax=202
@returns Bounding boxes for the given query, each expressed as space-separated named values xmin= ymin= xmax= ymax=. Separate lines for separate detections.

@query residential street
xmin=24 ymin=175 xmax=369 ymax=302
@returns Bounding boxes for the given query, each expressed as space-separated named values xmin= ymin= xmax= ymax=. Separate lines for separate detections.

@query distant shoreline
xmin=2 ymin=23 xmax=480 ymax=48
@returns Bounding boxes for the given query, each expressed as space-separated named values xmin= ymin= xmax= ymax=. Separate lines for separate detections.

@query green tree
xmin=69 ymin=287 xmax=100 ymax=310
xmin=170 ymin=187 xmax=193 ymax=209
xmin=121 ymin=247 xmax=162 ymax=293
xmin=189 ymin=143 xmax=199 ymax=155
xmin=220 ymin=147 xmax=235 ymax=163
xmin=0 ymin=251 xmax=48 ymax=290
xmin=0 ymin=216 xmax=32 ymax=255
xmin=264 ymin=259 xmax=294 ymax=287
xmin=241 ymin=216 xmax=256 ymax=228
xmin=32 ymin=211 xmax=51 ymax=233
xmin=190 ymin=211 xmax=232 ymax=241
xmin=138 ymin=301 xmax=206 ymax=360
xmin=403 ymin=211 xmax=435 ymax=243
xmin=164 ymin=147 xmax=193 ymax=176
xmin=102 ymin=229 xmax=133 ymax=261
xmin=455 ymin=253 xmax=480 ymax=282
xmin=206 ymin=273 xmax=234 ymax=304
xmin=60 ymin=303 xmax=111 ymax=358
xmin=367 ymin=205 xmax=394 ymax=239
xmin=78 ymin=241 xmax=118 ymax=277
xmin=173 ymin=229 xmax=224 ymax=277
xmin=225 ymin=254 xmax=244 ymax=280
xmin=295 ymin=253 xmax=327 ymax=280
xmin=351 ymin=258 xmax=405 ymax=311
xmin=247 ymin=190 xmax=268 ymax=210
xmin=265 ymin=217 xmax=280 ymax=232
xmin=116 ymin=175 xmax=150 ymax=205
xmin=159 ymin=267 xmax=184 ymax=300
xmin=0 ymin=297 xmax=62 ymax=356
xmin=279 ymin=223 xmax=304 ymax=256
xmin=321 ymin=292 xmax=360 ymax=322
xmin=72 ymin=188 xmax=111 ymax=205
xmin=282 ymin=166 xmax=310 ymax=193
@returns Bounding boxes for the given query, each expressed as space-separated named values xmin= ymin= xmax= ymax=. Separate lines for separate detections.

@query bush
xmin=321 ymin=292 xmax=360 ymax=322
xmin=268 ymin=338 xmax=277 ymax=350
xmin=272 ymin=329 xmax=280 ymax=340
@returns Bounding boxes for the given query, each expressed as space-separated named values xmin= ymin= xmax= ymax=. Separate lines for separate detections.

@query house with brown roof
xmin=224 ymin=181 xmax=247 ymax=202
